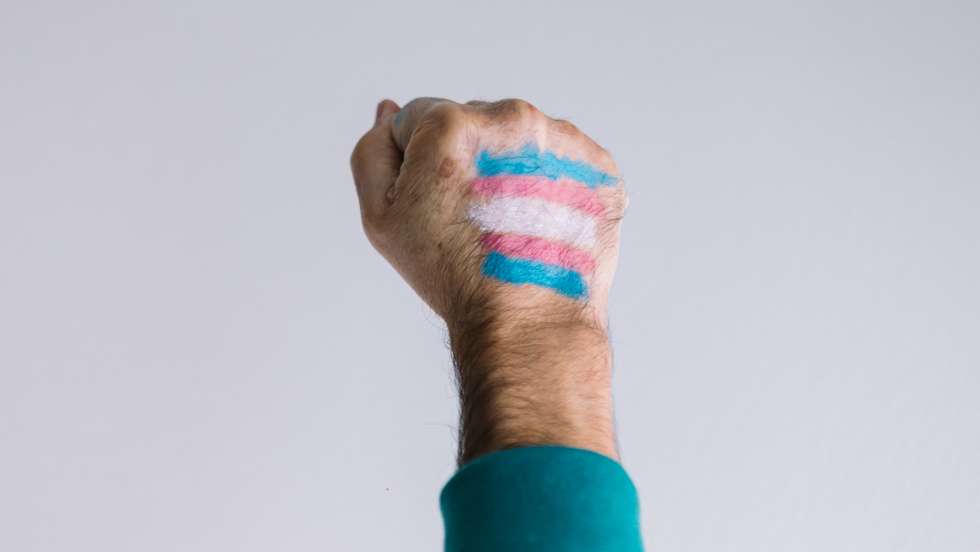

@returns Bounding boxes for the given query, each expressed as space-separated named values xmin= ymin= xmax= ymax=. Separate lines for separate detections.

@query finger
xmin=391 ymin=96 xmax=454 ymax=152
xmin=351 ymin=99 xmax=402 ymax=220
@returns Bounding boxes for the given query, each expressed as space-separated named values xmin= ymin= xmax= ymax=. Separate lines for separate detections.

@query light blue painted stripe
xmin=476 ymin=144 xmax=617 ymax=188
xmin=481 ymin=251 xmax=588 ymax=299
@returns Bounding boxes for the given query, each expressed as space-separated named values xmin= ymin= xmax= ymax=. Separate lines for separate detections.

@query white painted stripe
xmin=468 ymin=196 xmax=597 ymax=249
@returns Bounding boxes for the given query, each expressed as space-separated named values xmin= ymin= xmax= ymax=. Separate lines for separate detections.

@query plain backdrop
xmin=2 ymin=1 xmax=978 ymax=551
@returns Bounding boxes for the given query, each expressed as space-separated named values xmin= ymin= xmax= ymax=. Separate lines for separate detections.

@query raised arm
xmin=350 ymin=97 xmax=641 ymax=551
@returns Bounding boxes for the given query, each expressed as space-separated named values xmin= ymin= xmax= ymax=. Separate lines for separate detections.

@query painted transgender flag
xmin=468 ymin=144 xmax=618 ymax=299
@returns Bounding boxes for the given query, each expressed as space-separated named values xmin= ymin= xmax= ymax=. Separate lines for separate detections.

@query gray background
xmin=2 ymin=1 xmax=978 ymax=550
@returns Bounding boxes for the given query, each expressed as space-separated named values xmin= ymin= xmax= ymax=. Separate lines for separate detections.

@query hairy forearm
xmin=448 ymin=299 xmax=617 ymax=465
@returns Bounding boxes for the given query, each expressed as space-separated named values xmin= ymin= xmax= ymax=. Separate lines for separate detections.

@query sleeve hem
xmin=440 ymin=445 xmax=644 ymax=552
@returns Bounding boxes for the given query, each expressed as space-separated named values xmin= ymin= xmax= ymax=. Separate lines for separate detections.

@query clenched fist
xmin=351 ymin=98 xmax=626 ymax=330
xmin=350 ymin=97 xmax=626 ymax=462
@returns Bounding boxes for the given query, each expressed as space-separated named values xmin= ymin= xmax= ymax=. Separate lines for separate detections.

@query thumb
xmin=350 ymin=99 xmax=402 ymax=221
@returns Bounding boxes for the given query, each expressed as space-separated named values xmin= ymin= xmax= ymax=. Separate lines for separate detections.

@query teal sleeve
xmin=439 ymin=446 xmax=644 ymax=552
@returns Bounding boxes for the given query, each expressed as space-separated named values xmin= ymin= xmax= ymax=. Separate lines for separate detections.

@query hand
xmin=351 ymin=97 xmax=627 ymax=462
xmin=351 ymin=97 xmax=626 ymax=328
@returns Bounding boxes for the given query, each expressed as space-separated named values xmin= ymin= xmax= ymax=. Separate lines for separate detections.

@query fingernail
xmin=375 ymin=101 xmax=385 ymax=125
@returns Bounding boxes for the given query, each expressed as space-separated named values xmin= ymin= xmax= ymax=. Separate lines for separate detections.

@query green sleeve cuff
xmin=440 ymin=446 xmax=644 ymax=552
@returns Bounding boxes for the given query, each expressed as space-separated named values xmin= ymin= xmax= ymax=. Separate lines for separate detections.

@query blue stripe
xmin=481 ymin=251 xmax=588 ymax=299
xmin=476 ymin=144 xmax=617 ymax=188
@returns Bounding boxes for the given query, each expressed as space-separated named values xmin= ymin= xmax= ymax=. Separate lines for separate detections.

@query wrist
xmin=447 ymin=296 xmax=616 ymax=465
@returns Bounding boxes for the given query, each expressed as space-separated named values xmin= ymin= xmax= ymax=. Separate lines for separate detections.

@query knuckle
xmin=419 ymin=102 xmax=466 ymax=129
xmin=487 ymin=98 xmax=541 ymax=122
xmin=588 ymin=141 xmax=619 ymax=178
xmin=551 ymin=118 xmax=580 ymax=135
xmin=410 ymin=103 xmax=469 ymax=153
xmin=597 ymin=146 xmax=617 ymax=170
xmin=503 ymin=98 xmax=537 ymax=115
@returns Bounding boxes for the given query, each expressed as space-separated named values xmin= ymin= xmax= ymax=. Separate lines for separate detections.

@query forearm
xmin=448 ymin=297 xmax=617 ymax=464
xmin=442 ymin=304 xmax=641 ymax=552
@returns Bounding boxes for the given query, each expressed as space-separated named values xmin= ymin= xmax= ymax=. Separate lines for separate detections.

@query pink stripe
xmin=481 ymin=233 xmax=596 ymax=274
xmin=471 ymin=176 xmax=605 ymax=217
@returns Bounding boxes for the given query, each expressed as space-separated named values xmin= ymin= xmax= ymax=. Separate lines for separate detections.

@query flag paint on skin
xmin=480 ymin=233 xmax=596 ymax=274
xmin=481 ymin=252 xmax=588 ymax=300
xmin=476 ymin=144 xmax=618 ymax=188
xmin=471 ymin=175 xmax=605 ymax=217
xmin=469 ymin=145 xmax=615 ymax=299
xmin=468 ymin=196 xmax=598 ymax=250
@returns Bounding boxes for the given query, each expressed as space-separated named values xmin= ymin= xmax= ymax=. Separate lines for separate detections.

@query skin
xmin=350 ymin=97 xmax=627 ymax=464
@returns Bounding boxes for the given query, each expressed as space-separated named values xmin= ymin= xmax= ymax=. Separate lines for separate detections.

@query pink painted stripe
xmin=471 ymin=176 xmax=605 ymax=217
xmin=481 ymin=233 xmax=596 ymax=274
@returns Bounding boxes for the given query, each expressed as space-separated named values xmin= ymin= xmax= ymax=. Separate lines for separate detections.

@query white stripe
xmin=468 ymin=196 xmax=597 ymax=249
